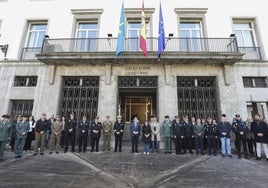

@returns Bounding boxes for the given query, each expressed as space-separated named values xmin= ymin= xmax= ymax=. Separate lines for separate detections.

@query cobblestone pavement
xmin=0 ymin=148 xmax=267 ymax=188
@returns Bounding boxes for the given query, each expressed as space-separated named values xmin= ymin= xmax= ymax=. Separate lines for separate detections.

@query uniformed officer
xmin=78 ymin=115 xmax=89 ymax=153
xmin=182 ymin=114 xmax=194 ymax=154
xmin=162 ymin=115 xmax=173 ymax=154
xmin=49 ymin=115 xmax=63 ymax=154
xmin=232 ymin=114 xmax=249 ymax=159
xmin=90 ymin=116 xmax=102 ymax=152
xmin=0 ymin=114 xmax=11 ymax=161
xmin=113 ymin=115 xmax=124 ymax=152
xmin=172 ymin=115 xmax=184 ymax=154
xmin=102 ymin=115 xmax=112 ymax=151
xmin=204 ymin=117 xmax=218 ymax=156
xmin=14 ymin=114 xmax=30 ymax=158
xmin=64 ymin=112 xmax=77 ymax=153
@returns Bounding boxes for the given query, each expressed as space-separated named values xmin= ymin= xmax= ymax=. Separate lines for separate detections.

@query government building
xmin=0 ymin=0 xmax=267 ymax=124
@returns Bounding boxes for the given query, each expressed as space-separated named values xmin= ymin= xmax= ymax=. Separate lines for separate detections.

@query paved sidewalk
xmin=0 ymin=149 xmax=267 ymax=188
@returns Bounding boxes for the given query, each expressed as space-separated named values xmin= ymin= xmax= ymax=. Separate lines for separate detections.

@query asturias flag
xmin=116 ymin=2 xmax=126 ymax=57
xmin=158 ymin=2 xmax=166 ymax=59
xmin=140 ymin=0 xmax=147 ymax=56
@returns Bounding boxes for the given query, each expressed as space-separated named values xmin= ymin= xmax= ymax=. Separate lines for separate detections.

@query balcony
xmin=36 ymin=37 xmax=244 ymax=65
xmin=238 ymin=47 xmax=262 ymax=60
xmin=21 ymin=47 xmax=42 ymax=60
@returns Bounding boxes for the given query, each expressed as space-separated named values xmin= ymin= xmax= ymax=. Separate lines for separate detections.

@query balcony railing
xmin=238 ymin=47 xmax=262 ymax=60
xmin=40 ymin=37 xmax=239 ymax=54
xmin=21 ymin=47 xmax=42 ymax=60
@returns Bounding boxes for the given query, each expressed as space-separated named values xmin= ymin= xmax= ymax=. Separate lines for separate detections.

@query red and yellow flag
xmin=140 ymin=0 xmax=147 ymax=56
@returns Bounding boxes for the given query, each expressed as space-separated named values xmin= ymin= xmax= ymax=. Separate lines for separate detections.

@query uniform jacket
xmin=232 ymin=119 xmax=248 ymax=136
xmin=78 ymin=121 xmax=89 ymax=136
xmin=150 ymin=121 xmax=161 ymax=141
xmin=182 ymin=121 xmax=194 ymax=137
xmin=51 ymin=121 xmax=63 ymax=136
xmin=194 ymin=123 xmax=204 ymax=138
xmin=172 ymin=119 xmax=184 ymax=138
xmin=90 ymin=121 xmax=102 ymax=138
xmin=113 ymin=121 xmax=124 ymax=136
xmin=35 ymin=119 xmax=49 ymax=133
xmin=204 ymin=123 xmax=217 ymax=137
xmin=102 ymin=120 xmax=113 ymax=136
xmin=217 ymin=121 xmax=232 ymax=138
xmin=65 ymin=118 xmax=77 ymax=135
xmin=0 ymin=121 xmax=11 ymax=141
xmin=16 ymin=121 xmax=30 ymax=139
xmin=251 ymin=119 xmax=268 ymax=143
xmin=162 ymin=120 xmax=172 ymax=137
xmin=142 ymin=125 xmax=152 ymax=143
xmin=130 ymin=121 xmax=141 ymax=137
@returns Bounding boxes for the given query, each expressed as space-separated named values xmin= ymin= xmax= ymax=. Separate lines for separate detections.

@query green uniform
xmin=0 ymin=121 xmax=11 ymax=160
xmin=162 ymin=120 xmax=173 ymax=153
xmin=14 ymin=121 xmax=29 ymax=157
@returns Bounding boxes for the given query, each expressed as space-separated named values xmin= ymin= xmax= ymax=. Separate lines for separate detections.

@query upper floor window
xmin=75 ymin=22 xmax=98 ymax=52
xmin=14 ymin=76 xmax=38 ymax=87
xmin=243 ymin=77 xmax=267 ymax=88
xmin=233 ymin=21 xmax=256 ymax=47
xmin=26 ymin=23 xmax=47 ymax=48
xmin=127 ymin=20 xmax=150 ymax=51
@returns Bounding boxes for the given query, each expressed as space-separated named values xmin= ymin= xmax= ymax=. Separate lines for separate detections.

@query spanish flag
xmin=140 ymin=0 xmax=147 ymax=56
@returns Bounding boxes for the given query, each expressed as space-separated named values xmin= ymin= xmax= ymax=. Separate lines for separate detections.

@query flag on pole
xmin=158 ymin=2 xmax=166 ymax=59
xmin=140 ymin=0 xmax=147 ymax=56
xmin=116 ymin=2 xmax=125 ymax=57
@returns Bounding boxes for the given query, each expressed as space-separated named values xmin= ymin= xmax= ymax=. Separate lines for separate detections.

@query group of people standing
xmin=0 ymin=111 xmax=267 ymax=161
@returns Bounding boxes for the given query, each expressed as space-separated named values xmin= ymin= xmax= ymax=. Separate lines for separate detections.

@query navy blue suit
xmin=130 ymin=121 xmax=141 ymax=153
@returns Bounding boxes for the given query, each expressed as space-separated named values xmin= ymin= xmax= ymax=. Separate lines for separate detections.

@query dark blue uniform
xmin=90 ymin=121 xmax=102 ymax=152
xmin=205 ymin=123 xmax=217 ymax=155
xmin=113 ymin=120 xmax=124 ymax=152
xmin=172 ymin=119 xmax=184 ymax=154
xmin=77 ymin=121 xmax=89 ymax=153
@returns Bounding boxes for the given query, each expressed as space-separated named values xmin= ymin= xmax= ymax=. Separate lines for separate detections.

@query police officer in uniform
xmin=172 ymin=115 xmax=184 ymax=154
xmin=232 ymin=114 xmax=249 ymax=159
xmin=64 ymin=112 xmax=77 ymax=153
xmin=14 ymin=114 xmax=30 ymax=158
xmin=113 ymin=115 xmax=124 ymax=152
xmin=0 ymin=115 xmax=11 ymax=161
xmin=205 ymin=117 xmax=218 ymax=156
xmin=77 ymin=115 xmax=89 ymax=153
xmin=90 ymin=116 xmax=102 ymax=152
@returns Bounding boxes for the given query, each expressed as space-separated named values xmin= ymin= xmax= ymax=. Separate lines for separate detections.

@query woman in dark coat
xmin=142 ymin=121 xmax=152 ymax=154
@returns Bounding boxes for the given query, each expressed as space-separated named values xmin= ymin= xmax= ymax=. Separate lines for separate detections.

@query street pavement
xmin=0 ymin=148 xmax=267 ymax=188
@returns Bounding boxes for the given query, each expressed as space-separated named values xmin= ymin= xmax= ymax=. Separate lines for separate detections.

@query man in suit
xmin=130 ymin=116 xmax=141 ymax=153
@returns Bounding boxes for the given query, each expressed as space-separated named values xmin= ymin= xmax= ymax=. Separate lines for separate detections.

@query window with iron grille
xmin=14 ymin=76 xmax=38 ymax=87
xmin=10 ymin=100 xmax=34 ymax=121
xmin=243 ymin=77 xmax=267 ymax=88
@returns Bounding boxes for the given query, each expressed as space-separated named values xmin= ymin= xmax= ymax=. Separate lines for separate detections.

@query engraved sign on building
xmin=125 ymin=65 xmax=150 ymax=75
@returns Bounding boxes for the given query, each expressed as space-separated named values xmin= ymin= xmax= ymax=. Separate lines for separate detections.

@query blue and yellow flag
xmin=116 ymin=2 xmax=125 ymax=57
xmin=158 ymin=2 xmax=166 ymax=59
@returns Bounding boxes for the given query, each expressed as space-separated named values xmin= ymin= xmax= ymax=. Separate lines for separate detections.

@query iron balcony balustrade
xmin=36 ymin=37 xmax=244 ymax=65
xmin=21 ymin=47 xmax=42 ymax=60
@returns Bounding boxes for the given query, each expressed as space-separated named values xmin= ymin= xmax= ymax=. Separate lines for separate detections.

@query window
xmin=243 ymin=77 xmax=267 ymax=88
xmin=127 ymin=20 xmax=150 ymax=51
xmin=14 ymin=76 xmax=38 ymax=87
xmin=179 ymin=21 xmax=203 ymax=51
xmin=75 ymin=22 xmax=98 ymax=52
xmin=233 ymin=21 xmax=256 ymax=47
xmin=10 ymin=100 xmax=34 ymax=121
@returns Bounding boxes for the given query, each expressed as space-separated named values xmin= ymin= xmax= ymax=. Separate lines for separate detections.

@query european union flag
xmin=158 ymin=3 xmax=166 ymax=59
xmin=116 ymin=2 xmax=125 ymax=57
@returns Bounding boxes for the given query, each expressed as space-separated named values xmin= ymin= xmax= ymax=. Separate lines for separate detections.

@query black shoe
xmin=189 ymin=151 xmax=193 ymax=154
xmin=238 ymin=155 xmax=241 ymax=159
xmin=228 ymin=155 xmax=233 ymax=158
xmin=64 ymin=150 xmax=67 ymax=153
xmin=33 ymin=153 xmax=38 ymax=156
xmin=213 ymin=153 xmax=217 ymax=156
xmin=49 ymin=152 xmax=52 ymax=154
xmin=114 ymin=150 xmax=117 ymax=152
xmin=245 ymin=155 xmax=250 ymax=160
xmin=201 ymin=153 xmax=205 ymax=155
xmin=91 ymin=150 xmax=94 ymax=152
xmin=56 ymin=151 xmax=59 ymax=154
xmin=40 ymin=153 xmax=44 ymax=155
xmin=222 ymin=154 xmax=225 ymax=158
xmin=256 ymin=157 xmax=261 ymax=160
xmin=266 ymin=158 xmax=268 ymax=161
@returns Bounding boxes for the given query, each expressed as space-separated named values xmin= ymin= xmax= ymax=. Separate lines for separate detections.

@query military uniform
xmin=64 ymin=118 xmax=77 ymax=152
xmin=162 ymin=116 xmax=173 ymax=154
xmin=172 ymin=118 xmax=184 ymax=154
xmin=232 ymin=115 xmax=249 ymax=159
xmin=49 ymin=118 xmax=63 ymax=154
xmin=113 ymin=118 xmax=124 ymax=152
xmin=90 ymin=119 xmax=102 ymax=152
xmin=204 ymin=122 xmax=217 ymax=155
xmin=102 ymin=117 xmax=112 ymax=151
xmin=14 ymin=116 xmax=30 ymax=158
xmin=77 ymin=120 xmax=89 ymax=153
xmin=0 ymin=115 xmax=11 ymax=160
xmin=182 ymin=120 xmax=194 ymax=154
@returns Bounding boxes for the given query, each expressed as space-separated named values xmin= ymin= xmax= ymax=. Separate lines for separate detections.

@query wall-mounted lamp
xmin=0 ymin=44 xmax=8 ymax=57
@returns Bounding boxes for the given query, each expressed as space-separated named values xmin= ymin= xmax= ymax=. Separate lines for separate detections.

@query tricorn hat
xmin=1 ymin=114 xmax=10 ymax=119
